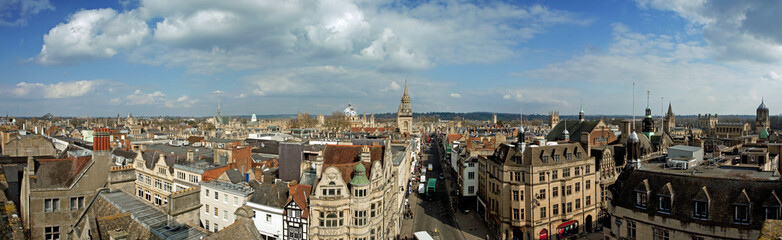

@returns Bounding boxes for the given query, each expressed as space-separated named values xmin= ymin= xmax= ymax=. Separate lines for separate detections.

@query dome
xmin=350 ymin=163 xmax=370 ymax=186
xmin=343 ymin=104 xmax=358 ymax=117
xmin=562 ymin=129 xmax=570 ymax=135
xmin=760 ymin=128 xmax=769 ymax=139
xmin=758 ymin=99 xmax=768 ymax=110
xmin=629 ymin=131 xmax=640 ymax=143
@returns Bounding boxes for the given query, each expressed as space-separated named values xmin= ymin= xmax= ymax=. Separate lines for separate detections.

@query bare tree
xmin=325 ymin=111 xmax=349 ymax=133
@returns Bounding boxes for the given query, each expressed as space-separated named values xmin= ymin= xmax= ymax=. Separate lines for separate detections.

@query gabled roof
xmin=248 ymin=181 xmax=289 ymax=208
xmin=321 ymin=144 xmax=384 ymax=184
xmin=546 ymin=120 xmax=602 ymax=142
xmin=287 ymin=184 xmax=312 ymax=219
xmin=112 ymin=149 xmax=137 ymax=159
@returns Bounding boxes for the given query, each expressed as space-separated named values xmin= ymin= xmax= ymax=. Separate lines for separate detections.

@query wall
xmin=279 ymin=142 xmax=304 ymax=182
xmin=247 ymin=201 xmax=284 ymax=239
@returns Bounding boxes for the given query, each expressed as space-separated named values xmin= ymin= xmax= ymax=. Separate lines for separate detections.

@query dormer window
xmin=764 ymin=190 xmax=781 ymax=220
xmin=553 ymin=155 xmax=560 ymax=162
xmin=541 ymin=156 xmax=549 ymax=163
xmin=765 ymin=206 xmax=779 ymax=220
xmin=635 ymin=180 xmax=650 ymax=209
xmin=693 ymin=186 xmax=710 ymax=220
xmin=658 ymin=183 xmax=674 ymax=214
xmin=734 ymin=204 xmax=750 ymax=224
xmin=575 ymin=151 xmax=582 ymax=159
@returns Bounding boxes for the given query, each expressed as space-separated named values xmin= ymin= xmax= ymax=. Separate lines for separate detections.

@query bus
xmin=426 ymin=178 xmax=437 ymax=199
xmin=413 ymin=231 xmax=437 ymax=240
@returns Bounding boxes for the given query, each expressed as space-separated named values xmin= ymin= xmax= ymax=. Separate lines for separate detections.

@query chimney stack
xmin=187 ymin=150 xmax=194 ymax=162
xmin=93 ymin=128 xmax=110 ymax=151
xmin=360 ymin=146 xmax=371 ymax=163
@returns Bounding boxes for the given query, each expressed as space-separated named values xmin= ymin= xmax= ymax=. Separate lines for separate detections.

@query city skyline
xmin=2 ymin=0 xmax=782 ymax=116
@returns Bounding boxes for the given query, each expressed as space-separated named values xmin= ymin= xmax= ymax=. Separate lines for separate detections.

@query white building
xmin=247 ymin=181 xmax=289 ymax=240
xmin=200 ymin=180 xmax=254 ymax=233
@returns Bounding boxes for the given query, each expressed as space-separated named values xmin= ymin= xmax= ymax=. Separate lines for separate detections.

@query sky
xmin=1 ymin=0 xmax=782 ymax=117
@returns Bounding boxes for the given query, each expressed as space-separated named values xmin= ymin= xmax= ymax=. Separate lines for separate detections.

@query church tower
xmin=549 ymin=111 xmax=560 ymax=128
xmin=397 ymin=81 xmax=413 ymax=136
xmin=642 ymin=90 xmax=655 ymax=138
xmin=663 ymin=103 xmax=675 ymax=134
xmin=756 ymin=98 xmax=770 ymax=134
xmin=578 ymin=99 xmax=585 ymax=122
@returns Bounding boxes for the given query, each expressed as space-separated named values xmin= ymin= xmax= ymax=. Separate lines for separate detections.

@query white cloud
xmin=37 ymin=0 xmax=589 ymax=72
xmin=449 ymin=93 xmax=461 ymax=98
xmin=761 ymin=71 xmax=782 ymax=82
xmin=120 ymin=89 xmax=166 ymax=105
xmin=7 ymin=80 xmax=103 ymax=99
xmin=36 ymin=8 xmax=149 ymax=65
xmin=636 ymin=0 xmax=782 ymax=63
xmin=0 ymin=0 xmax=54 ymax=26
xmin=165 ymin=95 xmax=198 ymax=108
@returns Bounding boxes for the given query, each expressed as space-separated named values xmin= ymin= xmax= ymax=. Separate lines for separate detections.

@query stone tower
xmin=397 ymin=81 xmax=413 ymax=136
xmin=549 ymin=111 xmax=559 ymax=128
xmin=663 ymin=103 xmax=675 ymax=134
xmin=756 ymin=98 xmax=770 ymax=134
xmin=578 ymin=100 xmax=585 ymax=122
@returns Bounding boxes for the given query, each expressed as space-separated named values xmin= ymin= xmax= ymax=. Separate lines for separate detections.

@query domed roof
xmin=350 ymin=163 xmax=370 ymax=186
xmin=562 ymin=129 xmax=569 ymax=135
xmin=343 ymin=104 xmax=358 ymax=117
xmin=629 ymin=131 xmax=640 ymax=143
xmin=760 ymin=128 xmax=769 ymax=139
xmin=758 ymin=98 xmax=768 ymax=110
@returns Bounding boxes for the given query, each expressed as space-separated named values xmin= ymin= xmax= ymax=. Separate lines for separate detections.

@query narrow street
xmin=401 ymin=136 xmax=489 ymax=240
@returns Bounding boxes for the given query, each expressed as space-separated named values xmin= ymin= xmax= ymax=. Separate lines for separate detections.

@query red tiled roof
xmin=287 ymin=184 xmax=312 ymax=219
xmin=202 ymin=166 xmax=229 ymax=181
xmin=447 ymin=134 xmax=462 ymax=143
xmin=321 ymin=145 xmax=383 ymax=184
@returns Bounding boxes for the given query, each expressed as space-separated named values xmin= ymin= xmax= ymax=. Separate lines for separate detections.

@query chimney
xmin=187 ymin=150 xmax=194 ymax=162
xmin=621 ymin=120 xmax=631 ymax=139
xmin=93 ymin=128 xmax=110 ymax=151
xmin=26 ymin=156 xmax=34 ymax=175
xmin=360 ymin=146 xmax=371 ymax=163
xmin=581 ymin=132 xmax=591 ymax=157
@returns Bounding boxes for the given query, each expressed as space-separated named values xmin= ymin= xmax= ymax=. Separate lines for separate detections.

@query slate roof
xmin=248 ymin=181 xmax=289 ymax=208
xmin=204 ymin=217 xmax=260 ymax=240
xmin=32 ymin=156 xmax=91 ymax=189
xmin=546 ymin=120 xmax=601 ymax=142
xmin=224 ymin=169 xmax=244 ymax=184
xmin=611 ymin=168 xmax=782 ymax=230
xmin=112 ymin=149 xmax=138 ymax=159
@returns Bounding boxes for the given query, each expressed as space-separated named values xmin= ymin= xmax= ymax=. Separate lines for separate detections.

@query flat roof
xmin=640 ymin=161 xmax=779 ymax=180
xmin=668 ymin=145 xmax=702 ymax=152
xmin=100 ymin=191 xmax=208 ymax=240
xmin=201 ymin=181 xmax=254 ymax=196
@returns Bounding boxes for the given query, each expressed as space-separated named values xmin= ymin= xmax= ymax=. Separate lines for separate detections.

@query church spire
xmin=667 ymin=102 xmax=673 ymax=117
xmin=217 ymin=97 xmax=221 ymax=117
xmin=578 ymin=98 xmax=585 ymax=122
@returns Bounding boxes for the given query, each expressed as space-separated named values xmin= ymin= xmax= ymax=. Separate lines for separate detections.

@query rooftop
xmin=100 ymin=191 xmax=208 ymax=240
xmin=639 ymin=160 xmax=779 ymax=180
xmin=201 ymin=181 xmax=254 ymax=196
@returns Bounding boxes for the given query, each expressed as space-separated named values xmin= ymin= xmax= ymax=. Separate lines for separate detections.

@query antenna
xmin=632 ymin=82 xmax=635 ymax=130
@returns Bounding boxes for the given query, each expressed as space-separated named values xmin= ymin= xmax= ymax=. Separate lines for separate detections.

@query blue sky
xmin=1 ymin=0 xmax=781 ymax=117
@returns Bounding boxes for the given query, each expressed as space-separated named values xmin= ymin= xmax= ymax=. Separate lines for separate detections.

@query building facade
xmin=397 ymin=81 xmax=413 ymax=136
xmin=479 ymin=139 xmax=599 ymax=240
xmin=200 ymin=180 xmax=254 ymax=233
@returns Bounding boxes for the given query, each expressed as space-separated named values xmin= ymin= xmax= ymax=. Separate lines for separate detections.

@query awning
xmin=557 ymin=220 xmax=578 ymax=229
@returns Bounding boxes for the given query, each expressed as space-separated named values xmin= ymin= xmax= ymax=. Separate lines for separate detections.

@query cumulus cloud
xmin=36 ymin=8 xmax=149 ymax=65
xmin=0 ymin=0 xmax=54 ymax=26
xmin=37 ymin=0 xmax=589 ymax=72
xmin=165 ymin=95 xmax=198 ymax=108
xmin=116 ymin=89 xmax=166 ymax=105
xmin=6 ymin=80 xmax=103 ymax=99
xmin=449 ymin=93 xmax=461 ymax=98
xmin=636 ymin=0 xmax=782 ymax=63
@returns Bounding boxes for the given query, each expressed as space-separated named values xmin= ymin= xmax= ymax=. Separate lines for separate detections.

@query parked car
xmin=428 ymin=164 xmax=433 ymax=171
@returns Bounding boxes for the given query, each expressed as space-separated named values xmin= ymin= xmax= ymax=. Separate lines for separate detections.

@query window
xmin=553 ymin=155 xmax=560 ymax=162
xmin=144 ymin=190 xmax=151 ymax=201
xmin=323 ymin=212 xmax=342 ymax=227
xmin=223 ymin=194 xmax=227 ymax=203
xmin=586 ymin=196 xmax=591 ymax=206
xmin=234 ymin=196 xmax=238 ymax=205
xmin=138 ymin=188 xmax=143 ymax=198
xmin=694 ymin=200 xmax=708 ymax=219
xmin=566 ymin=202 xmax=573 ymax=213
xmin=563 ymin=168 xmax=570 ymax=177
xmin=468 ymin=186 xmax=474 ymax=194
xmin=552 ymin=170 xmax=558 ymax=180
xmin=206 ymin=189 xmax=209 ymax=197
xmin=659 ymin=196 xmax=672 ymax=213
xmin=653 ymin=227 xmax=669 ymax=240
xmin=158 ymin=167 xmax=166 ymax=175
xmin=636 ymin=191 xmax=648 ymax=208
xmin=586 ymin=180 xmax=591 ymax=190
xmin=552 ymin=187 xmax=558 ymax=197
xmin=575 ymin=182 xmax=581 ymax=192
xmin=513 ymin=191 xmax=519 ymax=201
xmin=214 ymin=223 xmax=218 ymax=232
xmin=576 ymin=199 xmax=581 ymax=209
xmin=553 ymin=204 xmax=559 ymax=215
xmin=164 ymin=182 xmax=172 ymax=192
xmin=70 ymin=197 xmax=84 ymax=210
xmin=44 ymin=198 xmax=59 ymax=212
xmin=541 ymin=156 xmax=549 ymax=163
xmin=539 ymin=189 xmax=546 ymax=199
xmin=288 ymin=209 xmax=301 ymax=218
xmin=215 ymin=191 xmax=219 ymax=200
xmin=585 ymin=165 xmax=590 ymax=173
xmin=154 ymin=194 xmax=162 ymax=205
xmin=566 ymin=153 xmax=573 ymax=160
xmin=766 ymin=206 xmax=780 ymax=219
xmin=355 ymin=189 xmax=367 ymax=197
xmin=520 ymin=208 xmax=524 ymax=220
xmin=574 ymin=167 xmax=580 ymax=176
xmin=468 ymin=172 xmax=475 ymax=179
xmin=691 ymin=236 xmax=704 ymax=240
xmin=576 ymin=152 xmax=582 ymax=158
xmin=371 ymin=203 xmax=376 ymax=217
xmin=177 ymin=172 xmax=186 ymax=180
xmin=626 ymin=220 xmax=636 ymax=239
xmin=205 ymin=204 xmax=209 ymax=213
xmin=214 ymin=207 xmax=218 ymax=217
xmin=566 ymin=185 xmax=572 ymax=195
xmin=354 ymin=210 xmax=367 ymax=226
xmin=734 ymin=204 xmax=750 ymax=223
xmin=539 ymin=172 xmax=546 ymax=182
xmin=514 ymin=171 xmax=521 ymax=182
xmin=540 ymin=207 xmax=546 ymax=218
xmin=205 ymin=220 xmax=210 ymax=231
xmin=224 ymin=210 xmax=228 ymax=220
xmin=145 ymin=176 xmax=150 ymax=185
xmin=45 ymin=226 xmax=59 ymax=240
xmin=512 ymin=208 xmax=519 ymax=220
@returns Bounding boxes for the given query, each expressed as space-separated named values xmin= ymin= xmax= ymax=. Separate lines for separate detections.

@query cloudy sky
xmin=1 ymin=0 xmax=781 ymax=117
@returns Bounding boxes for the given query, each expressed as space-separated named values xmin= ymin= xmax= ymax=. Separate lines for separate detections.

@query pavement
xmin=399 ymin=138 xmax=489 ymax=240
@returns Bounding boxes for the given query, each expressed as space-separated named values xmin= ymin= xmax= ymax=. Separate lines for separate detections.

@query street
xmin=401 ymin=136 xmax=489 ymax=240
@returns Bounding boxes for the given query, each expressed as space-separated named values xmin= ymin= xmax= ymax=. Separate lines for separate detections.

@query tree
xmin=324 ymin=111 xmax=349 ymax=133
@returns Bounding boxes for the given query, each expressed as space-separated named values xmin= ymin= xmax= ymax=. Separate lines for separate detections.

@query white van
xmin=420 ymin=175 xmax=426 ymax=183
xmin=413 ymin=231 xmax=436 ymax=240
xmin=428 ymin=164 xmax=433 ymax=171
xmin=418 ymin=183 xmax=425 ymax=194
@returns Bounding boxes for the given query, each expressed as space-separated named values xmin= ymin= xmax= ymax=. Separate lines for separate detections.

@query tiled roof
xmin=321 ymin=145 xmax=384 ymax=184
xmin=32 ymin=156 xmax=92 ymax=189
xmin=546 ymin=120 xmax=601 ymax=142
xmin=248 ymin=181 xmax=289 ymax=208
xmin=287 ymin=184 xmax=312 ymax=219
xmin=202 ymin=166 xmax=229 ymax=182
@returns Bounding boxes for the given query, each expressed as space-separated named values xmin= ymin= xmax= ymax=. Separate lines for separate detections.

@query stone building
xmin=308 ymin=143 xmax=398 ymax=240
xmin=19 ymin=128 xmax=112 ymax=239
xmin=663 ymin=103 xmax=675 ymax=135
xmin=606 ymin=160 xmax=782 ymax=240
xmin=2 ymin=135 xmax=57 ymax=157
xmin=757 ymin=99 xmax=770 ymax=134
xmin=397 ymin=81 xmax=413 ymax=136
xmin=478 ymin=135 xmax=599 ymax=240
